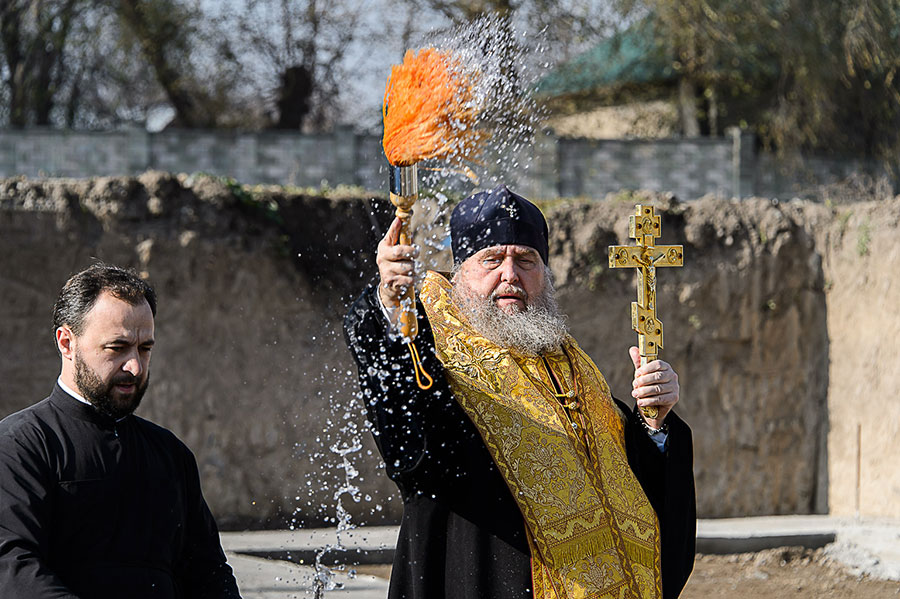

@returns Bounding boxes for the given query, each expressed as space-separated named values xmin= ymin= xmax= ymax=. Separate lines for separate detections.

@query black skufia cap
xmin=450 ymin=185 xmax=549 ymax=265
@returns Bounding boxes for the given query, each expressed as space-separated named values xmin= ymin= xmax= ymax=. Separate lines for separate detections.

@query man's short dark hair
xmin=52 ymin=263 xmax=157 ymax=335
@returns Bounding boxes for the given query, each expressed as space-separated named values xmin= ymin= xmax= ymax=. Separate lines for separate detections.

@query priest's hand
xmin=377 ymin=217 xmax=420 ymax=310
xmin=629 ymin=346 xmax=679 ymax=428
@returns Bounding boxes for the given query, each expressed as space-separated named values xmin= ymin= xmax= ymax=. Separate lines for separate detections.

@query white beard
xmin=451 ymin=269 xmax=569 ymax=356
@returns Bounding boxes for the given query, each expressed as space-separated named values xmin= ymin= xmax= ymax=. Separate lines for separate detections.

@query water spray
xmin=308 ymin=19 xmax=547 ymax=596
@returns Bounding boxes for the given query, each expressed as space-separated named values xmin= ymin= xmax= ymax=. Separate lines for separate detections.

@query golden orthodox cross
xmin=608 ymin=205 xmax=683 ymax=419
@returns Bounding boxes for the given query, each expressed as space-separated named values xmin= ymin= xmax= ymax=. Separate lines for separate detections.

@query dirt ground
xmin=683 ymin=548 xmax=900 ymax=598
xmin=356 ymin=547 xmax=900 ymax=598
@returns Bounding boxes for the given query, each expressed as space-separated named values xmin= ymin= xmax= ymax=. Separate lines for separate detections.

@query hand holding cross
xmin=608 ymin=205 xmax=683 ymax=420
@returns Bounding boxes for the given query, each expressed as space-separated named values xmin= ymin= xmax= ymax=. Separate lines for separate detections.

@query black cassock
xmin=0 ymin=385 xmax=241 ymax=599
xmin=345 ymin=283 xmax=697 ymax=599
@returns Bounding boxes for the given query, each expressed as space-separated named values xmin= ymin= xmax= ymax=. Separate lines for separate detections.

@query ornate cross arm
xmin=608 ymin=205 xmax=683 ymax=419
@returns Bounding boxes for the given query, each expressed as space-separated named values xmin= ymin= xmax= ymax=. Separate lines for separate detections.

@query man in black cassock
xmin=345 ymin=186 xmax=696 ymax=599
xmin=0 ymin=263 xmax=242 ymax=599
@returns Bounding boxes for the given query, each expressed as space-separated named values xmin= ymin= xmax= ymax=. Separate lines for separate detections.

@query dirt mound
xmin=1 ymin=174 xmax=898 ymax=525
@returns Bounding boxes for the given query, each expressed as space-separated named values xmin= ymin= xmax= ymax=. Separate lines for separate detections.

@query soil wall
xmin=0 ymin=173 xmax=895 ymax=526
xmin=817 ymin=201 xmax=900 ymax=517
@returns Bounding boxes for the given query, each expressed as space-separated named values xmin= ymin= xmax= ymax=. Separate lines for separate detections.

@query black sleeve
xmin=616 ymin=400 xmax=696 ymax=599
xmin=0 ymin=422 xmax=80 ymax=599
xmin=343 ymin=282 xmax=472 ymax=492
xmin=344 ymin=282 xmax=428 ymax=478
xmin=344 ymin=283 xmax=532 ymax=556
xmin=175 ymin=444 xmax=242 ymax=599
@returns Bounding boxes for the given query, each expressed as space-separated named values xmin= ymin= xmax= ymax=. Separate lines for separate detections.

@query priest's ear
xmin=56 ymin=326 xmax=76 ymax=359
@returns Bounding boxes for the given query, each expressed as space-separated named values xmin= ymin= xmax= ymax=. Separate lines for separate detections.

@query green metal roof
xmin=535 ymin=21 xmax=675 ymax=97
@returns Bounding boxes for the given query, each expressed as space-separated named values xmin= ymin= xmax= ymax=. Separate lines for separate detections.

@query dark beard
xmin=74 ymin=353 xmax=148 ymax=420
xmin=452 ymin=270 xmax=569 ymax=356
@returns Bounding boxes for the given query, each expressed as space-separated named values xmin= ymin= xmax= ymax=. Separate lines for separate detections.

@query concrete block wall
xmin=0 ymin=127 xmax=889 ymax=200
xmin=555 ymin=137 xmax=735 ymax=200
xmin=0 ymin=130 xmax=143 ymax=177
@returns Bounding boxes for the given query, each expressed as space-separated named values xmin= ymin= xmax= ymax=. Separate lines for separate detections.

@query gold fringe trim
xmin=546 ymin=527 xmax=615 ymax=568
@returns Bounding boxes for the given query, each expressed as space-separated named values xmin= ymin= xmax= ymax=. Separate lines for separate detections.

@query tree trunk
xmin=117 ymin=0 xmax=213 ymax=128
xmin=679 ymin=77 xmax=700 ymax=137
xmin=2 ymin=3 xmax=28 ymax=127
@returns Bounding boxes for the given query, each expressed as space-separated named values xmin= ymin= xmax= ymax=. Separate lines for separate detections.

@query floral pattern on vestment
xmin=420 ymin=271 xmax=662 ymax=599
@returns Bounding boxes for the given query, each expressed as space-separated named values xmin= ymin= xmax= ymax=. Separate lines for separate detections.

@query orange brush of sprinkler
xmin=382 ymin=48 xmax=484 ymax=389
xmin=383 ymin=48 xmax=484 ymax=167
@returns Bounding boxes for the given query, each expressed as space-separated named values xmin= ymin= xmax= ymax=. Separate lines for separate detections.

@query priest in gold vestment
xmin=344 ymin=185 xmax=696 ymax=599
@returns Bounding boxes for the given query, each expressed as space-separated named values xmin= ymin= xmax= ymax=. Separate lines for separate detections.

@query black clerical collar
xmin=57 ymin=377 xmax=93 ymax=408
xmin=49 ymin=384 xmax=123 ymax=429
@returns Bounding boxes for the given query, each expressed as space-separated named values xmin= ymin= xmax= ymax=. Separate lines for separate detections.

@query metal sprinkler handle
xmin=388 ymin=163 xmax=420 ymax=340
xmin=387 ymin=163 xmax=432 ymax=390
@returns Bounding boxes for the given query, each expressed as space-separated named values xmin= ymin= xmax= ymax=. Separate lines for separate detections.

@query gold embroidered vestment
xmin=420 ymin=271 xmax=662 ymax=599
